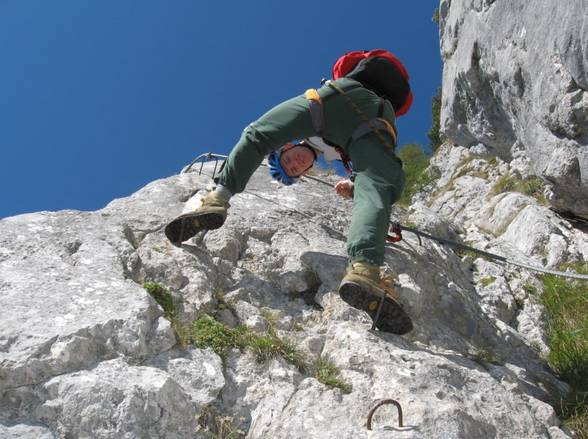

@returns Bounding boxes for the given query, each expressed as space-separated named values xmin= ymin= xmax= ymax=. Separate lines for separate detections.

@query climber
xmin=165 ymin=49 xmax=414 ymax=334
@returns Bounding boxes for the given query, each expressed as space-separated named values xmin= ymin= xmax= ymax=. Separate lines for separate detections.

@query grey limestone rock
xmin=0 ymin=157 xmax=583 ymax=438
xmin=440 ymin=0 xmax=588 ymax=217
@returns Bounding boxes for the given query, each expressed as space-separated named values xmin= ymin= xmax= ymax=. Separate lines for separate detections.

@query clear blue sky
xmin=0 ymin=1 xmax=442 ymax=219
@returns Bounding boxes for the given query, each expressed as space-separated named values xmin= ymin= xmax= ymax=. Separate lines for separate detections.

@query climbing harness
xmin=324 ymin=80 xmax=398 ymax=151
xmin=181 ymin=153 xmax=588 ymax=281
xmin=304 ymin=82 xmax=399 ymax=174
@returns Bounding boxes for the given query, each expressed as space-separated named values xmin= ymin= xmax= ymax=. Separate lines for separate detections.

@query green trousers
xmin=216 ymin=78 xmax=405 ymax=266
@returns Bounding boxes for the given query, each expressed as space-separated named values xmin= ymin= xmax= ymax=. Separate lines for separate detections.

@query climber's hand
xmin=334 ymin=179 xmax=354 ymax=199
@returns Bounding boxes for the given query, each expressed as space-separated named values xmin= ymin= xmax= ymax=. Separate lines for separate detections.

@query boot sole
xmin=339 ymin=281 xmax=413 ymax=335
xmin=165 ymin=212 xmax=225 ymax=245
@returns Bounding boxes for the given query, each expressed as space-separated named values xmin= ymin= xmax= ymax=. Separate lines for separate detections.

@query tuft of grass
xmin=541 ymin=262 xmax=588 ymax=437
xmin=143 ymin=282 xmax=176 ymax=318
xmin=143 ymin=282 xmax=190 ymax=346
xmin=191 ymin=315 xmax=249 ymax=358
xmin=190 ymin=316 xmax=352 ymax=393
xmin=490 ymin=172 xmax=546 ymax=203
xmin=479 ymin=276 xmax=496 ymax=287
xmin=312 ymin=356 xmax=353 ymax=394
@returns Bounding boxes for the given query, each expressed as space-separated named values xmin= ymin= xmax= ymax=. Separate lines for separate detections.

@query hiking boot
xmin=164 ymin=191 xmax=230 ymax=245
xmin=338 ymin=261 xmax=413 ymax=334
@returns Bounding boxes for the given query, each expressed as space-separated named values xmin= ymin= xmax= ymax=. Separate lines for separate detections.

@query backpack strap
xmin=305 ymin=89 xmax=325 ymax=136
xmin=305 ymin=89 xmax=353 ymax=174
xmin=326 ymin=80 xmax=398 ymax=153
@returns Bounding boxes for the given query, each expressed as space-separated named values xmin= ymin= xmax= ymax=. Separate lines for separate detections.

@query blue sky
xmin=0 ymin=1 xmax=442 ymax=218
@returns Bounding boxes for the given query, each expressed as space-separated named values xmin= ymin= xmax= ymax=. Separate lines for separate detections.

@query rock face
xmin=2 ymin=155 xmax=586 ymax=438
xmin=439 ymin=0 xmax=588 ymax=217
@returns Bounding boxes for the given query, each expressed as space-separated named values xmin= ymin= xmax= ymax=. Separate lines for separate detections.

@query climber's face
xmin=280 ymin=144 xmax=315 ymax=177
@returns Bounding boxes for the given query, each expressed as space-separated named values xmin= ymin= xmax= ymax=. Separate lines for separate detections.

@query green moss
xmin=541 ymin=262 xmax=588 ymax=437
xmin=312 ymin=356 xmax=353 ymax=394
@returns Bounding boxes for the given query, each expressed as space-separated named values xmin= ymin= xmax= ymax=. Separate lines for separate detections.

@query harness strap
xmin=304 ymin=89 xmax=325 ymax=136
xmin=326 ymin=80 xmax=398 ymax=154
xmin=351 ymin=118 xmax=398 ymax=145
xmin=305 ymin=88 xmax=352 ymax=173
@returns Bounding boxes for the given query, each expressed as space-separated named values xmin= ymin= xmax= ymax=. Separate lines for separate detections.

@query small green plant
xmin=559 ymin=392 xmax=588 ymax=439
xmin=191 ymin=315 xmax=249 ymax=358
xmin=249 ymin=335 xmax=276 ymax=363
xmin=541 ymin=262 xmax=588 ymax=437
xmin=479 ymin=276 xmax=496 ymax=287
xmin=312 ymin=356 xmax=353 ymax=394
xmin=143 ymin=282 xmax=176 ymax=318
xmin=190 ymin=314 xmax=307 ymax=371
xmin=143 ymin=282 xmax=189 ymax=346
xmin=523 ymin=283 xmax=539 ymax=296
